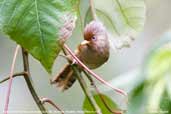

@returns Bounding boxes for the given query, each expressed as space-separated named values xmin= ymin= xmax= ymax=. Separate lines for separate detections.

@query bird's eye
xmin=92 ymin=36 xmax=96 ymax=40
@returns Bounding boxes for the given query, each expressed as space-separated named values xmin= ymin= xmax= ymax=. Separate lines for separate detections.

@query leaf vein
xmin=114 ymin=0 xmax=137 ymax=31
xmin=12 ymin=2 xmax=34 ymax=34
xmin=6 ymin=1 xmax=19 ymax=26
xmin=96 ymin=9 xmax=120 ymax=36
xmin=0 ymin=0 xmax=6 ymax=13
xmin=122 ymin=6 xmax=145 ymax=12
xmin=34 ymin=0 xmax=46 ymax=52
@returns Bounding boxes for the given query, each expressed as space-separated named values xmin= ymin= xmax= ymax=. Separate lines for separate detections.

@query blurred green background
xmin=0 ymin=0 xmax=171 ymax=113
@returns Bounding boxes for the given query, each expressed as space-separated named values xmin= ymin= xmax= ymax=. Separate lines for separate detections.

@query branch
xmin=71 ymin=64 xmax=101 ymax=114
xmin=62 ymin=48 xmax=101 ymax=114
xmin=89 ymin=0 xmax=97 ymax=20
xmin=0 ymin=72 xmax=26 ymax=84
xmin=4 ymin=45 xmax=20 ymax=114
xmin=40 ymin=97 xmax=64 ymax=114
xmin=21 ymin=48 xmax=48 ymax=114
xmin=77 ymin=0 xmax=84 ymax=33
xmin=83 ymin=71 xmax=124 ymax=114
xmin=63 ymin=44 xmax=127 ymax=97
xmin=62 ymin=46 xmax=125 ymax=113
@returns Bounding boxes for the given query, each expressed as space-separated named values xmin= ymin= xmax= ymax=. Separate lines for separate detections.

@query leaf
xmin=85 ymin=0 xmax=145 ymax=50
xmin=0 ymin=0 xmax=78 ymax=73
xmin=146 ymin=44 xmax=171 ymax=81
xmin=127 ymin=31 xmax=171 ymax=114
xmin=83 ymin=93 xmax=120 ymax=114
xmin=127 ymin=82 xmax=147 ymax=114
xmin=160 ymin=91 xmax=171 ymax=114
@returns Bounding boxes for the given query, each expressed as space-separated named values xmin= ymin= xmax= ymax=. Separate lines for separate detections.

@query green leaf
xmin=127 ymin=82 xmax=147 ymax=114
xmin=0 ymin=0 xmax=78 ymax=73
xmin=85 ymin=0 xmax=145 ymax=49
xmin=83 ymin=93 xmax=119 ymax=114
xmin=160 ymin=91 xmax=171 ymax=114
xmin=127 ymin=31 xmax=171 ymax=114
xmin=147 ymin=44 xmax=171 ymax=81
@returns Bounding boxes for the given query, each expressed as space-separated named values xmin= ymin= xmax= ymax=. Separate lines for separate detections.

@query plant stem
xmin=63 ymin=44 xmax=127 ymax=97
xmin=77 ymin=0 xmax=84 ymax=33
xmin=89 ymin=0 xmax=97 ymax=20
xmin=0 ymin=72 xmax=26 ymax=84
xmin=83 ymin=71 xmax=123 ymax=114
xmin=21 ymin=48 xmax=48 ymax=114
xmin=4 ymin=45 xmax=20 ymax=114
xmin=41 ymin=97 xmax=64 ymax=114
xmin=62 ymin=48 xmax=101 ymax=114
xmin=71 ymin=65 xmax=101 ymax=114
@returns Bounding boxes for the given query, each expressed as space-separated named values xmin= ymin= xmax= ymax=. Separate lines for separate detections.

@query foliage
xmin=0 ymin=0 xmax=78 ymax=73
xmin=0 ymin=0 xmax=148 ymax=113
xmin=0 ymin=0 xmax=145 ymax=72
xmin=127 ymin=32 xmax=171 ymax=114
xmin=85 ymin=0 xmax=145 ymax=49
xmin=1 ymin=1 xmax=170 ymax=114
xmin=83 ymin=93 xmax=119 ymax=114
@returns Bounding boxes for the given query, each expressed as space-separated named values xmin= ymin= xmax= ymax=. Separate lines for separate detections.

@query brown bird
xmin=51 ymin=20 xmax=110 ymax=91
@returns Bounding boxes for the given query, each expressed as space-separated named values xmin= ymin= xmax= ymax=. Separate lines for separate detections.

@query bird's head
xmin=83 ymin=20 xmax=109 ymax=47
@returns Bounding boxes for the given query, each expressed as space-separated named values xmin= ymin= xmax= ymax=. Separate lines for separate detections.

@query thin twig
xmin=89 ymin=0 xmax=97 ymax=20
xmin=77 ymin=0 xmax=84 ymax=33
xmin=21 ymin=48 xmax=48 ymax=114
xmin=63 ymin=44 xmax=127 ymax=97
xmin=62 ymin=48 xmax=101 ymax=114
xmin=83 ymin=71 xmax=123 ymax=114
xmin=4 ymin=45 xmax=20 ymax=114
xmin=0 ymin=72 xmax=27 ymax=84
xmin=71 ymin=64 xmax=101 ymax=114
xmin=62 ymin=46 xmax=123 ymax=114
xmin=41 ymin=97 xmax=64 ymax=114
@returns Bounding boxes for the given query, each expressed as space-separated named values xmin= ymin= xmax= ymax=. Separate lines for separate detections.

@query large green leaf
xmin=0 ymin=0 xmax=78 ymax=73
xmin=83 ymin=93 xmax=120 ymax=114
xmin=85 ymin=0 xmax=145 ymax=49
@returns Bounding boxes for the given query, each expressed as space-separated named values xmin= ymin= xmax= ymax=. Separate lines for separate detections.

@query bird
xmin=51 ymin=20 xmax=110 ymax=91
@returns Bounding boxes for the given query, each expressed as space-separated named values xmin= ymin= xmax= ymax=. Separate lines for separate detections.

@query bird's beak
xmin=81 ymin=40 xmax=90 ymax=45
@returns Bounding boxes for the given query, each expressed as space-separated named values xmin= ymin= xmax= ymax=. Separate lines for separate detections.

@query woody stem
xmin=21 ymin=48 xmax=48 ymax=114
xmin=83 ymin=71 xmax=124 ymax=114
xmin=63 ymin=44 xmax=127 ymax=97
xmin=62 ymin=48 xmax=101 ymax=114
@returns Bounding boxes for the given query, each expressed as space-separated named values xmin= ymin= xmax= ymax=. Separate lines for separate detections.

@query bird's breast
xmin=76 ymin=43 xmax=109 ymax=69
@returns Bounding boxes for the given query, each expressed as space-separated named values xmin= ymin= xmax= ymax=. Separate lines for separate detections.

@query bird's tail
xmin=50 ymin=64 xmax=76 ymax=91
